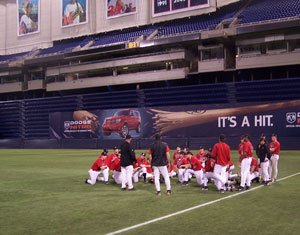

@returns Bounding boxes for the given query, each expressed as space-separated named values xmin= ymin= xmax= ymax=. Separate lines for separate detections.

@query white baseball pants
xmin=87 ymin=168 xmax=109 ymax=185
xmin=213 ymin=164 xmax=227 ymax=190
xmin=184 ymin=169 xmax=203 ymax=185
xmin=177 ymin=168 xmax=186 ymax=183
xmin=121 ymin=165 xmax=134 ymax=189
xmin=113 ymin=170 xmax=123 ymax=184
xmin=250 ymin=171 xmax=260 ymax=181
xmin=226 ymin=165 xmax=237 ymax=182
xmin=260 ymin=161 xmax=270 ymax=182
xmin=133 ymin=167 xmax=147 ymax=183
xmin=268 ymin=154 xmax=279 ymax=181
xmin=153 ymin=166 xmax=171 ymax=192
xmin=203 ymin=172 xmax=226 ymax=190
xmin=240 ymin=158 xmax=252 ymax=187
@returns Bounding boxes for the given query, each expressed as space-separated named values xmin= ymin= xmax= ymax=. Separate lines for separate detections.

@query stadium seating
xmin=0 ymin=51 xmax=29 ymax=64
xmin=238 ymin=0 xmax=300 ymax=25
xmin=0 ymin=101 xmax=24 ymax=138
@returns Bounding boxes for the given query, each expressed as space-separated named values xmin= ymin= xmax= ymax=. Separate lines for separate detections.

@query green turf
xmin=0 ymin=149 xmax=299 ymax=235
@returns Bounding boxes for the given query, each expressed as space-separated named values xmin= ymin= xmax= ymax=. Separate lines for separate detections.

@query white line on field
xmin=106 ymin=172 xmax=300 ymax=235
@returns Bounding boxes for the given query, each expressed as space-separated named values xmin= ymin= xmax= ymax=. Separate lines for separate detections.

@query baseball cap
xmin=140 ymin=152 xmax=146 ymax=156
xmin=199 ymin=146 xmax=204 ymax=150
xmin=219 ymin=134 xmax=226 ymax=141
xmin=208 ymin=147 xmax=212 ymax=152
xmin=101 ymin=152 xmax=107 ymax=156
xmin=113 ymin=146 xmax=118 ymax=150
xmin=187 ymin=152 xmax=193 ymax=155
xmin=125 ymin=134 xmax=131 ymax=139
xmin=180 ymin=151 xmax=184 ymax=155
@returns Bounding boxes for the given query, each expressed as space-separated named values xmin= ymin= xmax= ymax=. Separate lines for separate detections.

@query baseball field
xmin=0 ymin=149 xmax=299 ymax=235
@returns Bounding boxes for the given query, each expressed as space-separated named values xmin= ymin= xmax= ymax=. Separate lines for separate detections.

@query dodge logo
xmin=286 ymin=112 xmax=296 ymax=124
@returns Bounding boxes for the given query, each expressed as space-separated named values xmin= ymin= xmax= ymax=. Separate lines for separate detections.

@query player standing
xmin=256 ymin=137 xmax=271 ymax=185
xmin=211 ymin=134 xmax=232 ymax=194
xmin=120 ymin=134 xmax=137 ymax=191
xmin=238 ymin=135 xmax=253 ymax=191
xmin=148 ymin=134 xmax=171 ymax=196
xmin=268 ymin=134 xmax=280 ymax=182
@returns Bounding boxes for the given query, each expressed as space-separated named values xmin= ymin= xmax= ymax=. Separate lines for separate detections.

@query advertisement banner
xmin=50 ymin=100 xmax=300 ymax=140
xmin=62 ymin=0 xmax=88 ymax=27
xmin=106 ymin=0 xmax=137 ymax=19
xmin=153 ymin=0 xmax=209 ymax=17
xmin=17 ymin=0 xmax=40 ymax=36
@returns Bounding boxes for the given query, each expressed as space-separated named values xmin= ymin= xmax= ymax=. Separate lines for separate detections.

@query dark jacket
xmin=120 ymin=141 xmax=136 ymax=167
xmin=150 ymin=141 xmax=168 ymax=167
xmin=256 ymin=143 xmax=271 ymax=163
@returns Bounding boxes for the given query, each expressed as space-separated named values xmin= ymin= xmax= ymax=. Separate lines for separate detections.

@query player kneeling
xmin=202 ymin=155 xmax=227 ymax=192
xmin=110 ymin=152 xmax=123 ymax=184
xmin=173 ymin=151 xmax=188 ymax=184
xmin=133 ymin=152 xmax=152 ymax=183
xmin=250 ymin=157 xmax=260 ymax=184
xmin=182 ymin=152 xmax=203 ymax=186
xmin=85 ymin=151 xmax=109 ymax=185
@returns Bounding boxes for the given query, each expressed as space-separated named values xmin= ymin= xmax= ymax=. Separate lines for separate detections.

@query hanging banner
xmin=17 ymin=0 xmax=40 ymax=36
xmin=62 ymin=0 xmax=88 ymax=27
xmin=153 ymin=0 xmax=209 ymax=17
xmin=106 ymin=0 xmax=137 ymax=19
xmin=50 ymin=100 xmax=300 ymax=140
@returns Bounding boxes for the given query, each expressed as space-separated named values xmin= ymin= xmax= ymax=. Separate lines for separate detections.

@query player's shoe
xmin=264 ymin=181 xmax=270 ymax=186
xmin=128 ymin=187 xmax=136 ymax=191
xmin=202 ymin=186 xmax=208 ymax=191
xmin=85 ymin=178 xmax=89 ymax=184
xmin=219 ymin=189 xmax=225 ymax=194
xmin=121 ymin=187 xmax=126 ymax=191
xmin=157 ymin=191 xmax=161 ymax=196
xmin=245 ymin=186 xmax=250 ymax=190
xmin=255 ymin=177 xmax=260 ymax=183
xmin=237 ymin=186 xmax=244 ymax=191
xmin=105 ymin=181 xmax=109 ymax=185
xmin=182 ymin=181 xmax=189 ymax=186
xmin=167 ymin=190 xmax=172 ymax=196
xmin=272 ymin=178 xmax=276 ymax=183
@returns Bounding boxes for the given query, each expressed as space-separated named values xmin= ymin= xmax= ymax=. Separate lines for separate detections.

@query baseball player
xmin=250 ymin=157 xmax=260 ymax=183
xmin=268 ymin=134 xmax=280 ymax=182
xmin=196 ymin=146 xmax=207 ymax=167
xmin=256 ymin=137 xmax=271 ymax=185
xmin=149 ymin=134 xmax=171 ymax=196
xmin=85 ymin=151 xmax=109 ymax=185
xmin=182 ymin=152 xmax=203 ymax=186
xmin=238 ymin=135 xmax=253 ymax=191
xmin=211 ymin=134 xmax=232 ymax=194
xmin=202 ymin=154 xmax=227 ymax=191
xmin=120 ymin=134 xmax=137 ymax=191
xmin=173 ymin=146 xmax=181 ymax=161
xmin=133 ymin=152 xmax=150 ymax=183
xmin=110 ymin=151 xmax=123 ymax=185
xmin=167 ymin=163 xmax=176 ymax=178
xmin=173 ymin=151 xmax=188 ymax=183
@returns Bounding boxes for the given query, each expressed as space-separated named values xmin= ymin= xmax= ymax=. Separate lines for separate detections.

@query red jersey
xmin=188 ymin=156 xmax=203 ymax=171
xmin=148 ymin=145 xmax=170 ymax=154
xmin=110 ymin=157 xmax=121 ymax=172
xmin=196 ymin=152 xmax=207 ymax=162
xmin=243 ymin=141 xmax=253 ymax=158
xmin=107 ymin=153 xmax=117 ymax=168
xmin=211 ymin=142 xmax=231 ymax=166
xmin=204 ymin=158 xmax=215 ymax=172
xmin=146 ymin=160 xmax=152 ymax=173
xmin=167 ymin=164 xmax=174 ymax=173
xmin=251 ymin=157 xmax=259 ymax=172
xmin=173 ymin=152 xmax=181 ymax=160
xmin=90 ymin=157 xmax=106 ymax=171
xmin=136 ymin=157 xmax=147 ymax=167
xmin=269 ymin=141 xmax=280 ymax=155
xmin=173 ymin=157 xmax=188 ymax=168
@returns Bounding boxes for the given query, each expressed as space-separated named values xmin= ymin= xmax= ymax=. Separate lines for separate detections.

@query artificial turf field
xmin=0 ymin=149 xmax=300 ymax=235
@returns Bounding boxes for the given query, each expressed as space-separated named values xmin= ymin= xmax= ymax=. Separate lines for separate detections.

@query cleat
xmin=220 ymin=189 xmax=225 ymax=194
xmin=121 ymin=187 xmax=126 ymax=191
xmin=238 ymin=186 xmax=244 ymax=191
xmin=182 ymin=181 xmax=189 ymax=186
xmin=128 ymin=187 xmax=136 ymax=191
xmin=157 ymin=191 xmax=161 ymax=196
xmin=245 ymin=186 xmax=250 ymax=190
xmin=167 ymin=190 xmax=172 ymax=195
xmin=85 ymin=178 xmax=89 ymax=184
xmin=202 ymin=186 xmax=208 ymax=191
xmin=105 ymin=181 xmax=109 ymax=185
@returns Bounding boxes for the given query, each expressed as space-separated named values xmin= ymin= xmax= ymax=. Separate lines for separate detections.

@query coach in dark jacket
xmin=256 ymin=138 xmax=271 ymax=185
xmin=120 ymin=134 xmax=137 ymax=191
xmin=149 ymin=134 xmax=171 ymax=196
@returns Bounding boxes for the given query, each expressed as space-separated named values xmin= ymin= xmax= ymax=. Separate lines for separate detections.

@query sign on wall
xmin=17 ymin=0 xmax=40 ymax=36
xmin=153 ymin=0 xmax=210 ymax=17
xmin=50 ymin=100 xmax=300 ymax=140
xmin=62 ymin=0 xmax=88 ymax=27
xmin=106 ymin=0 xmax=137 ymax=19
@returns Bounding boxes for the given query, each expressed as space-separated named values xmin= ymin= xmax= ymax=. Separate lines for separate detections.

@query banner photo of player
xmin=62 ymin=0 xmax=88 ymax=27
xmin=17 ymin=0 xmax=40 ymax=36
xmin=50 ymin=100 xmax=300 ymax=140
xmin=106 ymin=0 xmax=137 ymax=19
xmin=153 ymin=0 xmax=210 ymax=17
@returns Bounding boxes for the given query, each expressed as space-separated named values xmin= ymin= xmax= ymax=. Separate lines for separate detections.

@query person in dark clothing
xmin=256 ymin=137 xmax=271 ymax=185
xmin=148 ymin=134 xmax=171 ymax=196
xmin=120 ymin=134 xmax=137 ymax=190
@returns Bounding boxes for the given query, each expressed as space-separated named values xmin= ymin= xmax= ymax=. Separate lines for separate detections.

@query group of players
xmin=85 ymin=133 xmax=280 ymax=195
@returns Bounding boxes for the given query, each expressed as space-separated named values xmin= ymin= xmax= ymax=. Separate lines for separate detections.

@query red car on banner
xmin=102 ymin=109 xmax=141 ymax=137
